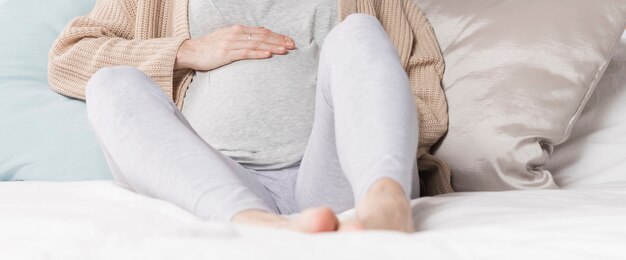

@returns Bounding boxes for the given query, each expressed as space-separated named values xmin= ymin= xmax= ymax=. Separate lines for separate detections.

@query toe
xmin=338 ymin=219 xmax=365 ymax=232
xmin=291 ymin=207 xmax=339 ymax=233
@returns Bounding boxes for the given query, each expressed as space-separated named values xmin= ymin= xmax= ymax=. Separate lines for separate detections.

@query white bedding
xmin=2 ymin=181 xmax=626 ymax=259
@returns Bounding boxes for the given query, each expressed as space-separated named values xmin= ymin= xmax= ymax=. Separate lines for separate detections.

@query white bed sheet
xmin=1 ymin=181 xmax=625 ymax=260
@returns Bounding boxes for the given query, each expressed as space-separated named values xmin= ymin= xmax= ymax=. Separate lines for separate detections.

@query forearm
xmin=49 ymin=36 xmax=187 ymax=100
xmin=48 ymin=0 xmax=188 ymax=100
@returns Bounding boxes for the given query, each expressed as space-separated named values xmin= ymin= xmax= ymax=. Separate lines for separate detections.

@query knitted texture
xmin=48 ymin=0 xmax=453 ymax=196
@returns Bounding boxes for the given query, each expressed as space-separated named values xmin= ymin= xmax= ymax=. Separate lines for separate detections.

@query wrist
xmin=175 ymin=39 xmax=195 ymax=70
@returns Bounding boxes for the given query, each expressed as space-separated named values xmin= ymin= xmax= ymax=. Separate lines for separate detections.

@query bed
xmin=2 ymin=182 xmax=626 ymax=259
xmin=1 ymin=0 xmax=626 ymax=259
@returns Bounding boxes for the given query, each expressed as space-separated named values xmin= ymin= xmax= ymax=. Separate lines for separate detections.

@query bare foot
xmin=232 ymin=207 xmax=339 ymax=233
xmin=337 ymin=218 xmax=365 ymax=232
xmin=340 ymin=178 xmax=415 ymax=233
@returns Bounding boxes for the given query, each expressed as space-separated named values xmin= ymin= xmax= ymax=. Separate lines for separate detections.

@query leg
xmin=86 ymin=67 xmax=276 ymax=221
xmin=87 ymin=67 xmax=337 ymax=232
xmin=295 ymin=14 xmax=419 ymax=232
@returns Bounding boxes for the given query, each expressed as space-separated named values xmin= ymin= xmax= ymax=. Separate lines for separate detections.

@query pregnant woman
xmin=48 ymin=0 xmax=451 ymax=233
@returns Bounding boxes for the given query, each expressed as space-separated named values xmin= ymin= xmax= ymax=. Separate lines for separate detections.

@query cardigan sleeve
xmin=47 ymin=0 xmax=188 ymax=100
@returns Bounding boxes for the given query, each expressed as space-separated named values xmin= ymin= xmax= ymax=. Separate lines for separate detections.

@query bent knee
xmin=86 ymin=66 xmax=152 ymax=102
xmin=325 ymin=13 xmax=384 ymax=45
xmin=322 ymin=13 xmax=395 ymax=63
xmin=341 ymin=13 xmax=380 ymax=29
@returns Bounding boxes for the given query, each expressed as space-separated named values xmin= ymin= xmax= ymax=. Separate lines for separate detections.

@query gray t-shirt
xmin=182 ymin=0 xmax=338 ymax=170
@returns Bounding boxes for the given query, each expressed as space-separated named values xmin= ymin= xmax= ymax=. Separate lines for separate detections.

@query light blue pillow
xmin=0 ymin=0 xmax=112 ymax=181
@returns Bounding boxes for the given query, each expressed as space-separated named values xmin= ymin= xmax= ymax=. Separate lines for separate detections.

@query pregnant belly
xmin=181 ymin=43 xmax=319 ymax=152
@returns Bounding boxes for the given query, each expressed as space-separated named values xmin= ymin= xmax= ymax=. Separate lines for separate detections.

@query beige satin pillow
xmin=547 ymin=32 xmax=626 ymax=189
xmin=412 ymin=0 xmax=626 ymax=191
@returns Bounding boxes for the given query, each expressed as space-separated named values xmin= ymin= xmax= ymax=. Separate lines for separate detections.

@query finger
xmin=228 ymin=25 xmax=296 ymax=49
xmin=224 ymin=25 xmax=296 ymax=49
xmin=214 ymin=25 xmax=265 ymax=39
xmin=227 ymin=49 xmax=272 ymax=62
xmin=238 ymin=25 xmax=272 ymax=34
xmin=250 ymin=30 xmax=296 ymax=49
xmin=226 ymin=40 xmax=288 ymax=54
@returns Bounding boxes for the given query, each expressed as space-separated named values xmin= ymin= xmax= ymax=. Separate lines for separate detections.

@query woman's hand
xmin=175 ymin=25 xmax=296 ymax=71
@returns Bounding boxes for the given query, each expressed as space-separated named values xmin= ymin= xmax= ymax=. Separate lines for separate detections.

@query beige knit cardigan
xmin=48 ymin=0 xmax=453 ymax=196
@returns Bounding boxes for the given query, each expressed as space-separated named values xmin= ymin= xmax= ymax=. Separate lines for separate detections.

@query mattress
xmin=2 ymin=181 xmax=625 ymax=259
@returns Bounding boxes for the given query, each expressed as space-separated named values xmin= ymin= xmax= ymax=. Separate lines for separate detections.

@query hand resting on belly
xmin=174 ymin=25 xmax=296 ymax=71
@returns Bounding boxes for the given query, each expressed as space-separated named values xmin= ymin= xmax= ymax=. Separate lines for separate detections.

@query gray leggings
xmin=86 ymin=14 xmax=419 ymax=221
